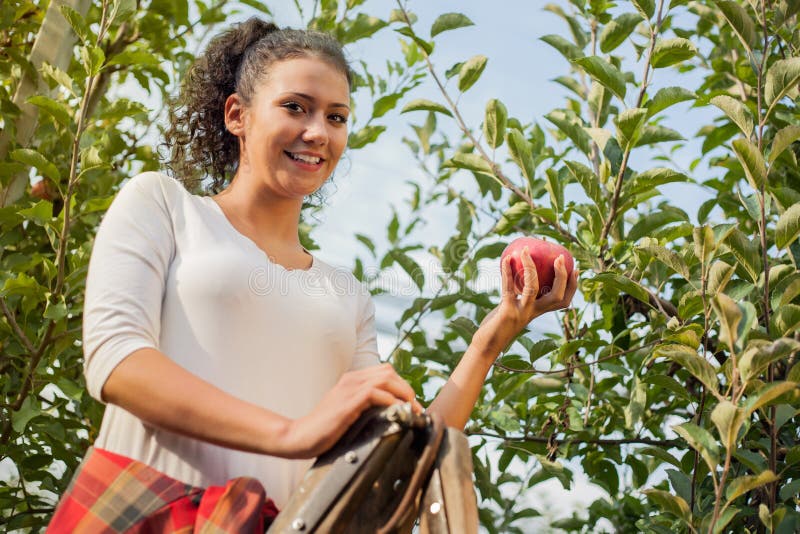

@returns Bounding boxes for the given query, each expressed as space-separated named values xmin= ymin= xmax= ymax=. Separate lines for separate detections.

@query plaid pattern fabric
xmin=47 ymin=448 xmax=279 ymax=533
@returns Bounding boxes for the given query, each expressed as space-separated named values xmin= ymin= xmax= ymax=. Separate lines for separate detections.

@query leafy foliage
xmin=2 ymin=0 xmax=800 ymax=532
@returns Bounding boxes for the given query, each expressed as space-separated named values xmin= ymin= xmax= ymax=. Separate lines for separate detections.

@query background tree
xmin=1 ymin=0 xmax=799 ymax=532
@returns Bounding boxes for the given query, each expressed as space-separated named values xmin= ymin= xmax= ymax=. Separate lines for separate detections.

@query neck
xmin=213 ymin=174 xmax=305 ymax=247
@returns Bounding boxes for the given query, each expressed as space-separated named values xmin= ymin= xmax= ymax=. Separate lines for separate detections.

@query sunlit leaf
xmin=710 ymin=95 xmax=754 ymax=137
xmin=768 ymin=125 xmax=800 ymax=164
xmin=401 ymin=98 xmax=452 ymax=117
xmin=672 ymin=422 xmax=720 ymax=472
xmin=655 ymin=344 xmax=719 ymax=392
xmin=573 ymin=56 xmax=627 ymax=100
xmin=651 ymin=38 xmax=696 ymax=68
xmin=458 ymin=54 xmax=488 ymax=92
xmin=716 ymin=0 xmax=757 ymax=52
xmin=599 ymin=13 xmax=642 ymax=53
xmin=645 ymin=86 xmax=697 ymax=118
xmin=765 ymin=57 xmax=800 ymax=109
xmin=484 ymin=98 xmax=507 ymax=149
xmin=430 ymin=12 xmax=474 ymax=37
xmin=775 ymin=202 xmax=800 ymax=249
xmin=726 ymin=471 xmax=779 ymax=502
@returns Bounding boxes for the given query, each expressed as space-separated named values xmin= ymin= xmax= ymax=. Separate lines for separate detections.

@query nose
xmin=301 ymin=113 xmax=328 ymax=146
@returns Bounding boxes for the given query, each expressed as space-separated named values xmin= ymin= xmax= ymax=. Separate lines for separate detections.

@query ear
xmin=224 ymin=93 xmax=246 ymax=137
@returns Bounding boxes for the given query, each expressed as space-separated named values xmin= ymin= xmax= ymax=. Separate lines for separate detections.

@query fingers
xmin=350 ymin=363 xmax=422 ymax=413
xmin=520 ymin=247 xmax=539 ymax=300
xmin=500 ymin=255 xmax=516 ymax=300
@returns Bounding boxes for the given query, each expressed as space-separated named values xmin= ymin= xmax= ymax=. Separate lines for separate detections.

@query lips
xmin=285 ymin=151 xmax=324 ymax=165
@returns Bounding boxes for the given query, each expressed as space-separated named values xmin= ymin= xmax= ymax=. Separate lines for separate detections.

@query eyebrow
xmin=284 ymin=92 xmax=350 ymax=110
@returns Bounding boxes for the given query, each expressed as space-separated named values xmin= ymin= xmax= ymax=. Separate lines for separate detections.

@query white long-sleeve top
xmin=82 ymin=171 xmax=380 ymax=507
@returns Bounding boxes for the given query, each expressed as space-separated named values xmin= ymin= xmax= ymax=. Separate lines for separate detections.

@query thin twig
xmin=470 ymin=430 xmax=681 ymax=448
xmin=492 ymin=340 xmax=658 ymax=376
xmin=0 ymin=298 xmax=36 ymax=354
xmin=598 ymin=0 xmax=666 ymax=259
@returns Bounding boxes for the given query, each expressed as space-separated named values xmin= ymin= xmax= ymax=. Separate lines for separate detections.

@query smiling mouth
xmin=285 ymin=151 xmax=323 ymax=165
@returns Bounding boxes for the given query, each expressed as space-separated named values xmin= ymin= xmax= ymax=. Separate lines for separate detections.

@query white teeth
xmin=288 ymin=152 xmax=321 ymax=164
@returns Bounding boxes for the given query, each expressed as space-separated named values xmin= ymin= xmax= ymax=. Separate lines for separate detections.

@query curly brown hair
xmin=163 ymin=18 xmax=353 ymax=193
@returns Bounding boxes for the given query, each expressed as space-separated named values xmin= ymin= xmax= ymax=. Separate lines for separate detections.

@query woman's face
xmin=228 ymin=56 xmax=350 ymax=200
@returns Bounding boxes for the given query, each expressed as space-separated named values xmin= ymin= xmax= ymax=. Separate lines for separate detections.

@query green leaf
xmin=341 ymin=13 xmax=387 ymax=44
xmin=11 ymin=396 xmax=40 ymax=433
xmin=430 ymin=12 xmax=474 ymax=37
xmin=572 ymin=56 xmax=627 ymax=101
xmin=443 ymin=153 xmax=494 ymax=176
xmin=544 ymin=110 xmax=592 ymax=154
xmin=80 ymin=45 xmax=106 ymax=76
xmin=646 ymin=86 xmax=697 ymax=118
xmin=723 ymin=227 xmax=762 ymax=282
xmin=10 ymin=148 xmax=60 ymax=181
xmin=591 ymin=272 xmax=652 ymax=305
xmin=651 ymin=38 xmax=697 ymax=68
xmin=506 ymin=128 xmax=535 ymax=181
xmin=642 ymin=489 xmax=691 ymax=521
xmin=458 ymin=55 xmax=488 ymax=92
xmin=400 ymin=98 xmax=452 ymax=117
xmin=655 ymin=344 xmax=719 ymax=392
xmin=390 ymin=249 xmax=424 ymax=291
xmin=776 ymin=202 xmax=800 ymax=249
xmin=599 ymin=13 xmax=642 ymax=53
xmin=540 ymin=34 xmax=584 ymax=61
xmin=564 ymin=161 xmax=604 ymax=207
xmin=716 ymin=1 xmax=757 ymax=51
xmin=639 ymin=446 xmax=682 ymax=469
xmin=745 ymin=381 xmax=798 ymax=416
xmin=614 ymin=107 xmax=648 ymax=149
xmin=348 ymin=125 xmax=386 ymax=149
xmin=708 ymin=261 xmax=735 ymax=294
xmin=771 ymin=304 xmax=800 ymax=337
xmin=41 ymin=62 xmax=77 ymax=98
xmin=394 ymin=27 xmax=433 ymax=55
xmin=765 ymin=57 xmax=800 ymax=108
xmin=693 ymin=225 xmax=715 ymax=264
xmin=371 ymin=93 xmax=402 ymax=119
xmin=726 ymin=471 xmax=779 ymax=502
xmin=739 ymin=338 xmax=800 ymax=382
xmin=626 ymin=168 xmax=689 ymax=197
xmin=484 ymin=99 xmax=507 ymax=149
xmin=637 ymin=244 xmax=690 ymax=278
xmin=60 ymin=5 xmax=89 ymax=44
xmin=635 ymin=125 xmax=684 ymax=147
xmin=710 ymin=95 xmax=754 ymax=137
xmin=769 ymin=125 xmax=800 ymax=164
xmin=494 ymin=201 xmax=530 ymax=234
xmin=712 ymin=293 xmax=742 ymax=351
xmin=712 ymin=507 xmax=740 ymax=534
xmin=27 ymin=95 xmax=72 ymax=127
xmin=631 ymin=0 xmax=655 ymax=19
xmin=625 ymin=378 xmax=647 ymax=429
xmin=711 ymin=400 xmax=746 ymax=451
xmin=673 ymin=422 xmax=720 ymax=472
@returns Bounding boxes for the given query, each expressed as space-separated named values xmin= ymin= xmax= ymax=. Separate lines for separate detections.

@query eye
xmin=282 ymin=101 xmax=305 ymax=113
xmin=329 ymin=113 xmax=348 ymax=125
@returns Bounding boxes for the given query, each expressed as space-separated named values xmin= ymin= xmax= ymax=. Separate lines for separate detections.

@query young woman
xmin=48 ymin=18 xmax=577 ymax=531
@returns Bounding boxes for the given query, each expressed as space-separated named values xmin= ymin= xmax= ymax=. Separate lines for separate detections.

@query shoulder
xmin=123 ymin=171 xmax=186 ymax=199
xmin=113 ymin=172 xmax=194 ymax=213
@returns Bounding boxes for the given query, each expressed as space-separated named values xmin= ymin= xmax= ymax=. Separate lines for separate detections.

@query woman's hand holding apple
xmin=471 ymin=246 xmax=578 ymax=356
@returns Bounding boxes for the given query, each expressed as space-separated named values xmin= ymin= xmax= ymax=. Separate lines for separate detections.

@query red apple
xmin=30 ymin=179 xmax=58 ymax=202
xmin=500 ymin=237 xmax=574 ymax=297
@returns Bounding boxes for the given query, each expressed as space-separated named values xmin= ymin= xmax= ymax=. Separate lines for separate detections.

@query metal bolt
xmin=344 ymin=451 xmax=358 ymax=463
xmin=429 ymin=502 xmax=442 ymax=515
xmin=291 ymin=518 xmax=306 ymax=531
